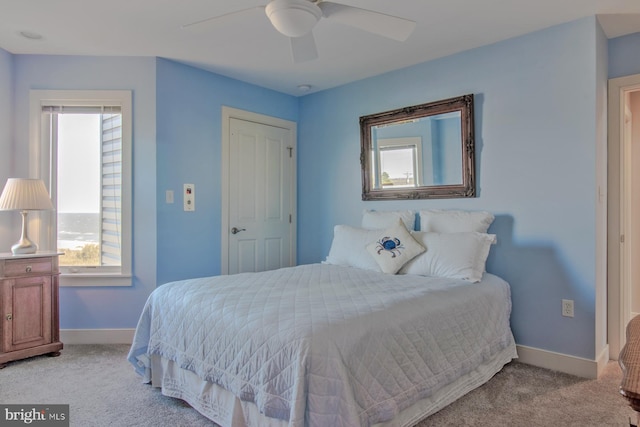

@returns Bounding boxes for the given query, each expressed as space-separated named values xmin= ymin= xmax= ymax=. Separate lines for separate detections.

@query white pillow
xmin=366 ymin=219 xmax=425 ymax=274
xmin=399 ymin=232 xmax=497 ymax=283
xmin=362 ymin=209 xmax=416 ymax=231
xmin=419 ymin=209 xmax=494 ymax=233
xmin=324 ymin=225 xmax=382 ymax=271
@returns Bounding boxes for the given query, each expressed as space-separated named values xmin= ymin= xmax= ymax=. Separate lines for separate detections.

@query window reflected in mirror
xmin=377 ymin=138 xmax=420 ymax=188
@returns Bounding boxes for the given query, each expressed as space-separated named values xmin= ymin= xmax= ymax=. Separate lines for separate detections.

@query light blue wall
xmin=609 ymin=32 xmax=640 ymax=78
xmin=0 ymin=48 xmax=12 ymax=176
xmin=11 ymin=56 xmax=157 ymax=329
xmin=298 ymin=17 xmax=602 ymax=359
xmin=155 ymin=59 xmax=298 ymax=284
xmin=0 ymin=48 xmax=13 ymax=246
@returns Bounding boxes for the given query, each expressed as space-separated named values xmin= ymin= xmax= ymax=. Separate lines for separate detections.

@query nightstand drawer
xmin=2 ymin=258 xmax=54 ymax=277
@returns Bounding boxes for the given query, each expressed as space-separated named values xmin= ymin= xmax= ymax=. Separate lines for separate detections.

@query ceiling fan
xmin=182 ymin=0 xmax=416 ymax=63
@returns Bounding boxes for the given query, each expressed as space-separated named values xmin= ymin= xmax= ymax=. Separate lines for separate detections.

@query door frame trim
xmin=221 ymin=106 xmax=297 ymax=275
xmin=608 ymin=74 xmax=640 ymax=358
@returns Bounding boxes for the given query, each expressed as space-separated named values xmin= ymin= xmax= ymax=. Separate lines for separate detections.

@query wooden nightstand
xmin=0 ymin=252 xmax=63 ymax=368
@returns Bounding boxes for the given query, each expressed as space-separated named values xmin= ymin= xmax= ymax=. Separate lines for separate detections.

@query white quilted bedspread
xmin=128 ymin=263 xmax=515 ymax=427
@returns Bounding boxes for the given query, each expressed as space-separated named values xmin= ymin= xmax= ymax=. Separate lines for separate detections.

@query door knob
xmin=231 ymin=227 xmax=246 ymax=234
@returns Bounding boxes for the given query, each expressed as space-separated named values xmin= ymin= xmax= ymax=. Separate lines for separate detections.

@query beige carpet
xmin=424 ymin=358 xmax=635 ymax=426
xmin=0 ymin=345 xmax=636 ymax=426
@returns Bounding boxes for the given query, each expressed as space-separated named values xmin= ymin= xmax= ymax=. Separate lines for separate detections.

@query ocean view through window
xmin=56 ymin=114 xmax=102 ymax=267
xmin=58 ymin=212 xmax=101 ymax=265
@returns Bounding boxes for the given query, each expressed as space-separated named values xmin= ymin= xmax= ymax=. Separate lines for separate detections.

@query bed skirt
xmin=145 ymin=344 xmax=517 ymax=427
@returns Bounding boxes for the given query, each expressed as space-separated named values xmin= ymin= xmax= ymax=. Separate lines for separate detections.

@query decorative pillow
xmin=419 ymin=209 xmax=494 ymax=233
xmin=361 ymin=209 xmax=416 ymax=231
xmin=366 ymin=219 xmax=425 ymax=274
xmin=399 ymin=232 xmax=497 ymax=282
xmin=324 ymin=225 xmax=383 ymax=271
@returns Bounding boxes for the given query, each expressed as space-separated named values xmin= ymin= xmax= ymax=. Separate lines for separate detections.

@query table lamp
xmin=0 ymin=178 xmax=54 ymax=255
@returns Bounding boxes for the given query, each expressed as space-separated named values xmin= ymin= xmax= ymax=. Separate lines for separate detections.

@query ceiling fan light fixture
xmin=265 ymin=0 xmax=322 ymax=38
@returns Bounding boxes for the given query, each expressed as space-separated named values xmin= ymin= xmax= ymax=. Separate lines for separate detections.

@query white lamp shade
xmin=0 ymin=178 xmax=54 ymax=211
xmin=265 ymin=0 xmax=322 ymax=38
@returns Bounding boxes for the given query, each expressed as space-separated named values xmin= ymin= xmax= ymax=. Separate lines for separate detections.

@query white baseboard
xmin=516 ymin=344 xmax=608 ymax=379
xmin=60 ymin=328 xmax=135 ymax=345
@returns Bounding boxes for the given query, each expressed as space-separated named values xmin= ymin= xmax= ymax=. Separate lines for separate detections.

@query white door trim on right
xmin=608 ymin=73 xmax=640 ymax=359
xmin=220 ymin=106 xmax=297 ymax=275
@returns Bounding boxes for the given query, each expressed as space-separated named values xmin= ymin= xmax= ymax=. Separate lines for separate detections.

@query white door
xmin=224 ymin=112 xmax=296 ymax=274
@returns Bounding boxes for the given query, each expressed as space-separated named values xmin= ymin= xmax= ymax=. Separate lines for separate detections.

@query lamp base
xmin=11 ymin=239 xmax=38 ymax=255
xmin=10 ymin=210 xmax=38 ymax=255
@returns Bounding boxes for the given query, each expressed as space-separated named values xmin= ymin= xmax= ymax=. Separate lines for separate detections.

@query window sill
xmin=60 ymin=274 xmax=132 ymax=287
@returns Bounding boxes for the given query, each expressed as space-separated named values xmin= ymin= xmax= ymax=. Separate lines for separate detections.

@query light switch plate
xmin=184 ymin=184 xmax=195 ymax=211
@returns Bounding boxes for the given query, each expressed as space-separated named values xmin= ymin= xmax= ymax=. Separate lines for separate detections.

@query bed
xmin=128 ymin=209 xmax=517 ymax=427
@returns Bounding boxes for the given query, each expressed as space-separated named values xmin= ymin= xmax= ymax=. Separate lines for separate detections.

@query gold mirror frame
xmin=360 ymin=94 xmax=475 ymax=200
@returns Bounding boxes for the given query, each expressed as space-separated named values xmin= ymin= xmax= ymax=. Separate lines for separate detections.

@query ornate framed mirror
xmin=360 ymin=94 xmax=475 ymax=200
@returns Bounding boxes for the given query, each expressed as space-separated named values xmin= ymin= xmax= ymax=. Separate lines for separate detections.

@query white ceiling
xmin=1 ymin=1 xmax=639 ymax=96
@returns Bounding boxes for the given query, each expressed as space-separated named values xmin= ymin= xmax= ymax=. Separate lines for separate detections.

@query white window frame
xmin=29 ymin=90 xmax=132 ymax=287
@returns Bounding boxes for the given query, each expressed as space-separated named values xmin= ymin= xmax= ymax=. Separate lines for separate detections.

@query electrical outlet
xmin=562 ymin=299 xmax=574 ymax=317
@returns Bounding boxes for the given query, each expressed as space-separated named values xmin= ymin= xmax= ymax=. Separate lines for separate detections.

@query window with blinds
xmin=31 ymin=90 xmax=132 ymax=286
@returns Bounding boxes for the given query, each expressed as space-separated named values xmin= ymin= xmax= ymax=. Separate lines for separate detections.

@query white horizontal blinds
xmin=42 ymin=104 xmax=123 ymax=267
xmin=41 ymin=105 xmax=122 ymax=114
xmin=101 ymin=109 xmax=122 ymax=266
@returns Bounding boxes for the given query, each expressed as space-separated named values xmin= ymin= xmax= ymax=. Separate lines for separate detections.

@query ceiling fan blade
xmin=290 ymin=32 xmax=318 ymax=63
xmin=181 ymin=6 xmax=264 ymax=30
xmin=318 ymin=2 xmax=416 ymax=41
